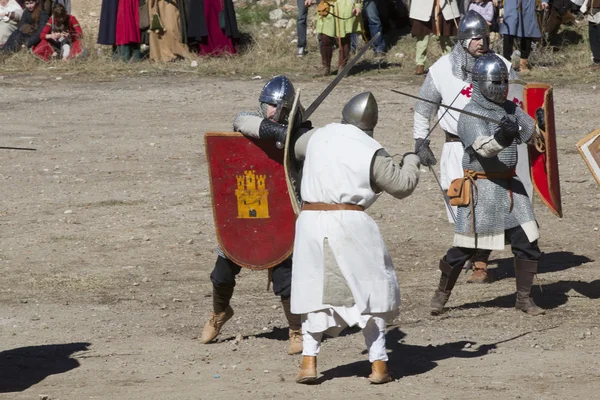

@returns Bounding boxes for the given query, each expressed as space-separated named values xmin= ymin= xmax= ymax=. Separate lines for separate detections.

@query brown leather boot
xmin=314 ymin=35 xmax=333 ymax=77
xmin=514 ymin=258 xmax=545 ymax=316
xmin=337 ymin=37 xmax=351 ymax=74
xmin=199 ymin=306 xmax=234 ymax=343
xmin=519 ymin=58 xmax=530 ymax=72
xmin=467 ymin=260 xmax=490 ymax=284
xmin=199 ymin=285 xmax=234 ymax=343
xmin=430 ymin=258 xmax=462 ymax=315
xmin=415 ymin=64 xmax=425 ymax=75
xmin=296 ymin=356 xmax=317 ymax=383
xmin=368 ymin=360 xmax=392 ymax=384
xmin=281 ymin=297 xmax=303 ymax=355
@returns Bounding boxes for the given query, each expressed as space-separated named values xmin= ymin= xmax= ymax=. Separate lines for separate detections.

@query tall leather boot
xmin=199 ymin=285 xmax=234 ymax=343
xmin=519 ymin=58 xmax=530 ymax=72
xmin=296 ymin=356 xmax=317 ymax=383
xmin=337 ymin=38 xmax=350 ymax=74
xmin=467 ymin=249 xmax=491 ymax=284
xmin=315 ymin=36 xmax=333 ymax=77
xmin=281 ymin=297 xmax=303 ymax=355
xmin=514 ymin=258 xmax=545 ymax=316
xmin=430 ymin=258 xmax=463 ymax=315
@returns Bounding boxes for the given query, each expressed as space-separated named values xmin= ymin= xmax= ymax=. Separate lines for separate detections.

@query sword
xmin=0 ymin=146 xmax=37 ymax=151
xmin=303 ymin=32 xmax=381 ymax=121
xmin=391 ymin=88 xmax=502 ymax=125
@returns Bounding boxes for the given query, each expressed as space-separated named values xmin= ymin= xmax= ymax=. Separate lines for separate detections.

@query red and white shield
xmin=523 ymin=83 xmax=563 ymax=218
xmin=205 ymin=133 xmax=296 ymax=270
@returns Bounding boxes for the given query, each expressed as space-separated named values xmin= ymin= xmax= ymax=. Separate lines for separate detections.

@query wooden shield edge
xmin=204 ymin=132 xmax=293 ymax=270
xmin=576 ymin=128 xmax=600 ymax=187
xmin=523 ymin=83 xmax=563 ymax=218
xmin=284 ymin=90 xmax=302 ymax=216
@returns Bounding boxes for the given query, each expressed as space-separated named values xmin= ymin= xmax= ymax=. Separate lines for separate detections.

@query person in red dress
xmin=31 ymin=3 xmax=83 ymax=61
xmin=187 ymin=0 xmax=240 ymax=56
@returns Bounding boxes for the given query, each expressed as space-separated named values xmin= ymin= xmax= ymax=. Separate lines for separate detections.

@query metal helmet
xmin=341 ymin=92 xmax=378 ymax=135
xmin=258 ymin=75 xmax=296 ymax=123
xmin=472 ymin=53 xmax=509 ymax=104
xmin=457 ymin=10 xmax=490 ymax=52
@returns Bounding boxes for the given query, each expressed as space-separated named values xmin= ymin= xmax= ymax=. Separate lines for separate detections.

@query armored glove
xmin=259 ymin=119 xmax=287 ymax=143
xmin=535 ymin=107 xmax=546 ymax=131
xmin=414 ymin=138 xmax=437 ymax=166
xmin=494 ymin=115 xmax=520 ymax=147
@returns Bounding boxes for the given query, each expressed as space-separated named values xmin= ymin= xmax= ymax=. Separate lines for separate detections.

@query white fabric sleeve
xmin=232 ymin=114 xmax=263 ymax=138
xmin=472 ymin=136 xmax=505 ymax=158
xmin=370 ymin=149 xmax=420 ymax=200
xmin=413 ymin=111 xmax=430 ymax=140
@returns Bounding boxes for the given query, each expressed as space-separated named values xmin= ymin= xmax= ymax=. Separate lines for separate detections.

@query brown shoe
xmin=199 ymin=306 xmax=234 ymax=344
xmin=296 ymin=356 xmax=317 ymax=384
xmin=368 ymin=360 xmax=392 ymax=384
xmin=288 ymin=329 xmax=303 ymax=355
xmin=467 ymin=261 xmax=490 ymax=284
xmin=519 ymin=58 xmax=530 ymax=72
xmin=415 ymin=64 xmax=425 ymax=75
xmin=514 ymin=258 xmax=545 ymax=316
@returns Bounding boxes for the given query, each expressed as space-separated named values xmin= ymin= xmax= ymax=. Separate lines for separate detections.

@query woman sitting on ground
xmin=32 ymin=3 xmax=83 ymax=61
xmin=0 ymin=0 xmax=23 ymax=47
xmin=1 ymin=0 xmax=50 ymax=54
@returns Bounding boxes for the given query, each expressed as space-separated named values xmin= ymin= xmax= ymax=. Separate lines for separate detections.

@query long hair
xmin=51 ymin=3 xmax=69 ymax=32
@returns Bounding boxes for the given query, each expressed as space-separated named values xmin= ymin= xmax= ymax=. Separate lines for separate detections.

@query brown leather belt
xmin=302 ymin=202 xmax=364 ymax=211
xmin=445 ymin=131 xmax=461 ymax=143
xmin=464 ymin=168 xmax=517 ymax=213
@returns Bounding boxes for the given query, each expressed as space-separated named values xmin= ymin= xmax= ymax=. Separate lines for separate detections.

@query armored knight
xmin=413 ymin=10 xmax=527 ymax=284
xmin=291 ymin=92 xmax=421 ymax=384
xmin=430 ymin=53 xmax=546 ymax=317
xmin=200 ymin=75 xmax=312 ymax=355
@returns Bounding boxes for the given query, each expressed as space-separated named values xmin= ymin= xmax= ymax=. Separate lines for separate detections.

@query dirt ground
xmin=0 ymin=73 xmax=599 ymax=400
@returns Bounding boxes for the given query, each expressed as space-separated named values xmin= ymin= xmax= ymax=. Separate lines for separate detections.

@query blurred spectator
xmin=187 ymin=0 xmax=240 ymax=56
xmin=1 ymin=0 xmax=51 ymax=54
xmin=0 ymin=0 xmax=23 ymax=47
xmin=500 ymin=0 xmax=549 ymax=72
xmin=410 ymin=0 xmax=460 ymax=75
xmin=98 ymin=0 xmax=144 ymax=62
xmin=468 ymin=0 xmax=494 ymax=25
xmin=578 ymin=0 xmax=600 ymax=66
xmin=296 ymin=0 xmax=310 ymax=57
xmin=312 ymin=0 xmax=363 ymax=76
xmin=32 ymin=3 xmax=83 ymax=60
xmin=148 ymin=0 xmax=190 ymax=61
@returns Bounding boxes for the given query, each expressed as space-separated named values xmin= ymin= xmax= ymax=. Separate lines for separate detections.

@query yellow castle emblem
xmin=235 ymin=170 xmax=270 ymax=218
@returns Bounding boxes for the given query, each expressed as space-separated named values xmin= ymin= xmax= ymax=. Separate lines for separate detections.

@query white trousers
xmin=302 ymin=316 xmax=388 ymax=362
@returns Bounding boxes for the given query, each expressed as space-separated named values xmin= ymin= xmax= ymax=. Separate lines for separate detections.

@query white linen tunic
xmin=291 ymin=123 xmax=401 ymax=334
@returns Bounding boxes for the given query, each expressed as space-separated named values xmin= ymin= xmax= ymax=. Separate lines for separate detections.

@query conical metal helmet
xmin=458 ymin=10 xmax=490 ymax=41
xmin=472 ymin=53 xmax=509 ymax=104
xmin=259 ymin=75 xmax=296 ymax=123
xmin=341 ymin=92 xmax=378 ymax=135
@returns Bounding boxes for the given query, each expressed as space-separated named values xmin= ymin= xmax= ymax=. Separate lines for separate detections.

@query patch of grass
xmin=236 ymin=3 xmax=274 ymax=25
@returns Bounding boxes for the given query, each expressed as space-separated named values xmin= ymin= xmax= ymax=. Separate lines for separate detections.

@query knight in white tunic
xmin=291 ymin=92 xmax=421 ymax=385
xmin=429 ymin=53 xmax=547 ymax=317
xmin=412 ymin=10 xmax=531 ymax=284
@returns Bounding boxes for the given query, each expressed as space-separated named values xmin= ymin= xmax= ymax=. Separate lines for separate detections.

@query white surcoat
xmin=290 ymin=123 xmax=401 ymax=323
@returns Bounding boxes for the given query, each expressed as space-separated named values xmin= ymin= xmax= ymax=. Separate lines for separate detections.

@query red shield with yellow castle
xmin=204 ymin=132 xmax=295 ymax=270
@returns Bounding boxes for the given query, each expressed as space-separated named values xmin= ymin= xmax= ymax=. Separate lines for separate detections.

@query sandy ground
xmin=0 ymin=73 xmax=598 ymax=400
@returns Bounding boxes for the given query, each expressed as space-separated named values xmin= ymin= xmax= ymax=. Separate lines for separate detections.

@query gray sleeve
xmin=232 ymin=112 xmax=263 ymax=138
xmin=293 ymin=128 xmax=317 ymax=161
xmin=370 ymin=149 xmax=420 ymax=200
xmin=413 ymin=74 xmax=442 ymax=140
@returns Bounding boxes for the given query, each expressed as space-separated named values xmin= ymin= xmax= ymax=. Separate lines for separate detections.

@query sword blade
xmin=303 ymin=32 xmax=381 ymax=122
xmin=0 ymin=146 xmax=37 ymax=151
xmin=390 ymin=88 xmax=502 ymax=125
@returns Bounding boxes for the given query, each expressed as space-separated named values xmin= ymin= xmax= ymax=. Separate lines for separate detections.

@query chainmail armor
xmin=454 ymin=81 xmax=537 ymax=236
